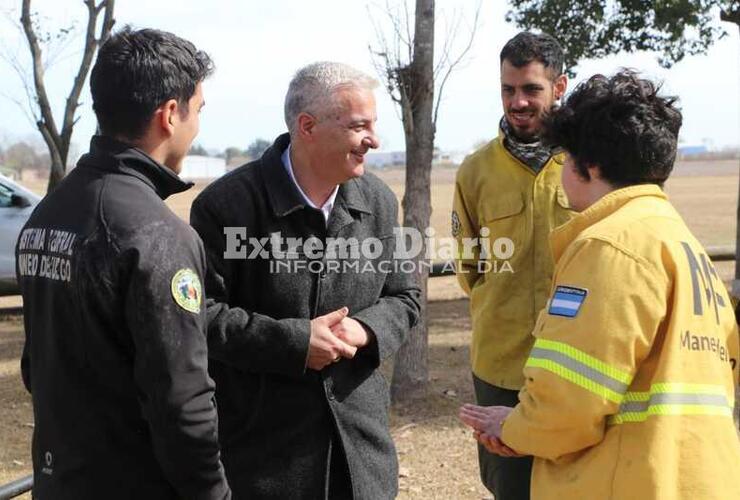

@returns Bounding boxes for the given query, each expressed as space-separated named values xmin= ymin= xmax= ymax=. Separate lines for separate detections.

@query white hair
xmin=284 ymin=61 xmax=379 ymax=135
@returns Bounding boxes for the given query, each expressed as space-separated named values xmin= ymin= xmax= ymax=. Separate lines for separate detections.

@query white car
xmin=0 ymin=174 xmax=42 ymax=295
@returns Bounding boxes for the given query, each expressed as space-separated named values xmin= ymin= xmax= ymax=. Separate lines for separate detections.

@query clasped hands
xmin=307 ymin=307 xmax=372 ymax=370
xmin=458 ymin=404 xmax=525 ymax=457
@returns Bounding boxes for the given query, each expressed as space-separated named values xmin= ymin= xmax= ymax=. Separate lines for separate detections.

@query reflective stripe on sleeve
xmin=608 ymin=383 xmax=734 ymax=425
xmin=524 ymin=338 xmax=632 ymax=404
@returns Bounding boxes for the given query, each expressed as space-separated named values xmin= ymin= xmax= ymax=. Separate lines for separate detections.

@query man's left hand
xmin=459 ymin=404 xmax=525 ymax=457
xmin=331 ymin=317 xmax=373 ymax=348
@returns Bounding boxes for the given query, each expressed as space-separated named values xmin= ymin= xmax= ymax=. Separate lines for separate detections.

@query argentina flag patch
xmin=548 ymin=286 xmax=588 ymax=318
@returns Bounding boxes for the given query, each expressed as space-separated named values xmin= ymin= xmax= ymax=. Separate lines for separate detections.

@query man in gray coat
xmin=191 ymin=62 xmax=421 ymax=499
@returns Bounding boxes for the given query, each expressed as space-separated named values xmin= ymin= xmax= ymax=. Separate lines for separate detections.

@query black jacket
xmin=17 ymin=136 xmax=230 ymax=500
xmin=191 ymin=133 xmax=421 ymax=499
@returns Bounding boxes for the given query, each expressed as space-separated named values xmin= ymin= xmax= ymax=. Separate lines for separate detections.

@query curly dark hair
xmin=500 ymin=31 xmax=564 ymax=79
xmin=542 ymin=70 xmax=682 ymax=187
xmin=91 ymin=26 xmax=214 ymax=140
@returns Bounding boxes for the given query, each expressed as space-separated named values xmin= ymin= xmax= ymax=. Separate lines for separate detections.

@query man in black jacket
xmin=17 ymin=27 xmax=230 ymax=499
xmin=191 ymin=62 xmax=421 ymax=499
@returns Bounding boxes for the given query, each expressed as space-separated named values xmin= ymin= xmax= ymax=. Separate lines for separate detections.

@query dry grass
xmin=19 ymin=160 xmax=738 ymax=255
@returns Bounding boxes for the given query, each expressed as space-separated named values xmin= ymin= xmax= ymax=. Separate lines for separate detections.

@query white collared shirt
xmin=282 ymin=145 xmax=338 ymax=225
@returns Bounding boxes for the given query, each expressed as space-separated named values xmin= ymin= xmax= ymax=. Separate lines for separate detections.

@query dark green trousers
xmin=473 ymin=374 xmax=533 ymax=500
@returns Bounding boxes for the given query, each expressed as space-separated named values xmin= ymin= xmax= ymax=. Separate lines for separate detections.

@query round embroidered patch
xmin=171 ymin=268 xmax=202 ymax=314
xmin=451 ymin=210 xmax=462 ymax=237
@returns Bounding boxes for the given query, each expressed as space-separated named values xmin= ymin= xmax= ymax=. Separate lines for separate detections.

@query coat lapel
xmin=327 ymin=178 xmax=373 ymax=237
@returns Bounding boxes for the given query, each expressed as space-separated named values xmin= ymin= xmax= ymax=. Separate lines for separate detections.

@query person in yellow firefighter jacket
xmin=453 ymin=32 xmax=572 ymax=499
xmin=460 ymin=70 xmax=740 ymax=500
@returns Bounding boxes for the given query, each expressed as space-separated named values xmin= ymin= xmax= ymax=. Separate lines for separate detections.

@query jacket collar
xmin=494 ymin=128 xmax=565 ymax=176
xmin=550 ymin=184 xmax=667 ymax=263
xmin=78 ymin=135 xmax=193 ymax=200
xmin=260 ymin=133 xmax=372 ymax=219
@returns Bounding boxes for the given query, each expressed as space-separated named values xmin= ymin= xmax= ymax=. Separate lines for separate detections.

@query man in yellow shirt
xmin=460 ymin=70 xmax=740 ymax=499
xmin=453 ymin=32 xmax=570 ymax=498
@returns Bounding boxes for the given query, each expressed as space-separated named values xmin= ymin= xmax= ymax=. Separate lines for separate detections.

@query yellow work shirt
xmin=453 ymin=135 xmax=573 ymax=389
xmin=502 ymin=184 xmax=740 ymax=500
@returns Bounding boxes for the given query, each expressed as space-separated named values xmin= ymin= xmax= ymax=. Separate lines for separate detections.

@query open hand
xmin=459 ymin=404 xmax=525 ymax=457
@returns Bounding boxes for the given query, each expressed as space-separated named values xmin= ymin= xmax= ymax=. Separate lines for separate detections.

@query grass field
xmin=1 ymin=159 xmax=737 ymax=498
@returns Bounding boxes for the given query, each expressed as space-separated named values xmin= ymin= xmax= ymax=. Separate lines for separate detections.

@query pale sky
xmin=0 ymin=0 xmax=738 ymax=157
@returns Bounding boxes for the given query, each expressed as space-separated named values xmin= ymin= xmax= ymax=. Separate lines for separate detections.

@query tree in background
xmin=370 ymin=0 xmax=479 ymax=402
xmin=3 ymin=0 xmax=116 ymax=193
xmin=189 ymin=143 xmax=209 ymax=156
xmin=507 ymin=0 xmax=740 ymax=427
xmin=507 ymin=0 xmax=740 ymax=282
xmin=4 ymin=142 xmax=39 ymax=174
xmin=224 ymin=146 xmax=244 ymax=163
xmin=246 ymin=138 xmax=271 ymax=160
xmin=507 ymin=0 xmax=738 ymax=74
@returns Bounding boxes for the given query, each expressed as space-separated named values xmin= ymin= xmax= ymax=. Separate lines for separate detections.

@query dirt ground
xmin=0 ymin=314 xmax=31 ymax=497
xmin=1 ymin=159 xmax=737 ymax=497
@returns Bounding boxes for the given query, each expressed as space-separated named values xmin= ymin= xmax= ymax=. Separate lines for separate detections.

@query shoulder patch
xmin=451 ymin=210 xmax=462 ymax=237
xmin=548 ymin=285 xmax=588 ymax=318
xmin=171 ymin=268 xmax=202 ymax=314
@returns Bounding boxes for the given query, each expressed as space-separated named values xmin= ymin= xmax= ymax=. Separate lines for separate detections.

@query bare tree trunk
xmin=20 ymin=0 xmax=115 ymax=193
xmin=37 ymin=122 xmax=65 ymax=188
xmin=391 ymin=0 xmax=435 ymax=403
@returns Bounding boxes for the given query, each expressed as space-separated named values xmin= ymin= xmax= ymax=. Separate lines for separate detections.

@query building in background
xmin=180 ymin=155 xmax=227 ymax=180
xmin=364 ymin=149 xmax=471 ymax=169
xmin=678 ymin=144 xmax=709 ymax=158
xmin=364 ymin=151 xmax=407 ymax=169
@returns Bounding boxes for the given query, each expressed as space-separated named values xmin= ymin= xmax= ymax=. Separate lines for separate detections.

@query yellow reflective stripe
xmin=649 ymin=383 xmax=729 ymax=396
xmin=621 ymin=384 xmax=728 ymax=403
xmin=610 ymin=405 xmax=732 ymax=424
xmin=526 ymin=358 xmax=625 ymax=403
xmin=534 ymin=339 xmax=632 ymax=384
xmin=623 ymin=391 xmax=650 ymax=402
xmin=608 ymin=383 xmax=733 ymax=425
xmin=525 ymin=339 xmax=632 ymax=403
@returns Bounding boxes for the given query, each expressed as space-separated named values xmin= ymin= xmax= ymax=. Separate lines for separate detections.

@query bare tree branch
xmin=21 ymin=0 xmax=61 ymax=147
xmin=44 ymin=26 xmax=79 ymax=70
xmin=37 ymin=118 xmax=63 ymax=170
xmin=15 ymin=0 xmax=116 ymax=192
xmin=433 ymin=6 xmax=461 ymax=79
xmin=0 ymin=89 xmax=37 ymax=127
xmin=61 ymin=0 xmax=116 ymax=162
xmin=0 ymin=48 xmax=40 ymax=124
xmin=432 ymin=0 xmax=480 ymax=127
xmin=99 ymin=0 xmax=116 ymax=43
xmin=402 ymin=0 xmax=413 ymax=62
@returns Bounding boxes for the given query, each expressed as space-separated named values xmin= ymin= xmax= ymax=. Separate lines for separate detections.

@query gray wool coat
xmin=190 ymin=133 xmax=421 ymax=499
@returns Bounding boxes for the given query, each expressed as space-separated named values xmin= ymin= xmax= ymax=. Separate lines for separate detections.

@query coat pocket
xmin=478 ymin=192 xmax=525 ymax=277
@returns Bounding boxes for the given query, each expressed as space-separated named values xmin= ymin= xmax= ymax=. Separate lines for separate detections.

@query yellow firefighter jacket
xmin=501 ymin=184 xmax=740 ymax=500
xmin=453 ymin=134 xmax=573 ymax=389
